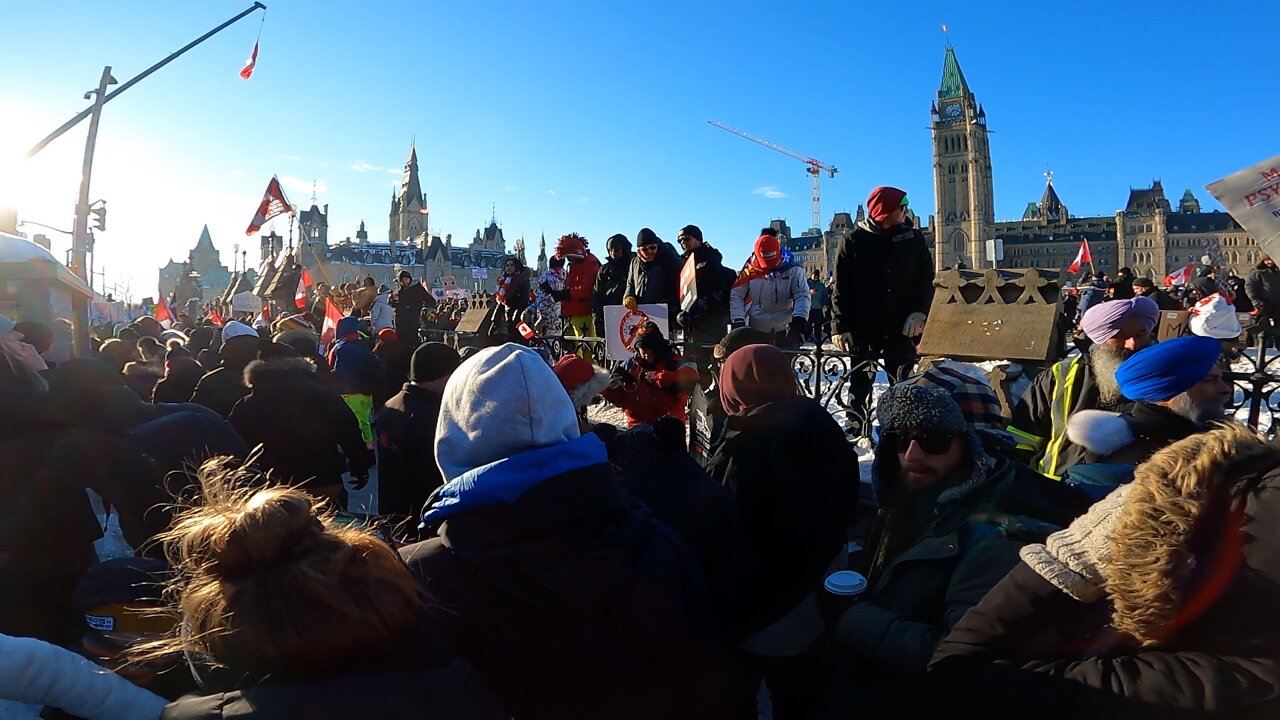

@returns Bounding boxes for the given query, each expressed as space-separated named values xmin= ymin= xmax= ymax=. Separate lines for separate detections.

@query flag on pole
xmin=245 ymin=176 xmax=294 ymax=236
xmin=319 ymin=298 xmax=344 ymax=348
xmin=239 ymin=40 xmax=259 ymax=80
xmin=254 ymin=304 xmax=271 ymax=330
xmin=295 ymin=267 xmax=315 ymax=309
xmin=1165 ymin=263 xmax=1194 ymax=287
xmin=941 ymin=23 xmax=948 ymax=32
xmin=207 ymin=308 xmax=224 ymax=326
xmin=1067 ymin=238 xmax=1092 ymax=273
xmin=154 ymin=297 xmax=175 ymax=329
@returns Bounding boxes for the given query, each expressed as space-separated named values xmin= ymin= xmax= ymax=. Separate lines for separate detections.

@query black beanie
xmin=411 ymin=342 xmax=461 ymax=383
xmin=606 ymin=233 xmax=632 ymax=253
xmin=678 ymin=225 xmax=703 ymax=242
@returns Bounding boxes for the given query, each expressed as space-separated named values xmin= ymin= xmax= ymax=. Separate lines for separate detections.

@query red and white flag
xmin=245 ymin=176 xmax=294 ymax=236
xmin=207 ymin=308 xmax=224 ymax=326
xmin=1067 ymin=238 xmax=1092 ymax=273
xmin=154 ymin=297 xmax=175 ymax=329
xmin=254 ymin=304 xmax=271 ymax=330
xmin=239 ymin=40 xmax=259 ymax=80
xmin=319 ymin=297 xmax=344 ymax=348
xmin=1165 ymin=263 xmax=1194 ymax=287
xmin=295 ymin=267 xmax=315 ymax=309
xmin=678 ymin=254 xmax=699 ymax=312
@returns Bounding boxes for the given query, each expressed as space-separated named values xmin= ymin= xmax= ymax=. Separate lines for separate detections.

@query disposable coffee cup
xmin=818 ymin=571 xmax=868 ymax=629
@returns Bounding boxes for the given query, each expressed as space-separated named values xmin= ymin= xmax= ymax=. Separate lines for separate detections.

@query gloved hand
xmin=609 ymin=366 xmax=634 ymax=390
xmin=550 ymin=288 xmax=570 ymax=302
xmin=539 ymin=281 xmax=554 ymax=294
xmin=730 ymin=318 xmax=746 ymax=330
xmin=1018 ymin=484 xmax=1133 ymax=602
xmin=788 ymin=315 xmax=809 ymax=339
xmin=349 ymin=472 xmax=370 ymax=492
xmin=901 ymin=312 xmax=927 ymax=337
xmin=832 ymin=332 xmax=855 ymax=352
xmin=623 ymin=296 xmax=638 ymax=311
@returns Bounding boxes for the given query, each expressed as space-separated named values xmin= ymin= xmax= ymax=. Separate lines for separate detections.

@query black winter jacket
xmin=1246 ymin=263 xmax=1280 ymax=320
xmin=624 ymin=242 xmax=682 ymax=316
xmin=374 ymin=383 xmax=446 ymax=523
xmin=680 ymin=243 xmax=737 ymax=342
xmin=831 ymin=218 xmax=933 ymax=344
xmin=228 ymin=359 xmax=369 ymax=489
xmin=189 ymin=358 xmax=253 ymax=419
xmin=708 ymin=395 xmax=856 ymax=634
xmin=593 ymin=253 xmax=633 ymax=330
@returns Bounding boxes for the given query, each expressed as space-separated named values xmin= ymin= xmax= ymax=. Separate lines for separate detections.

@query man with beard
xmin=818 ymin=379 xmax=1087 ymax=717
xmin=1064 ymin=334 xmax=1229 ymax=475
xmin=1010 ymin=296 xmax=1159 ymax=480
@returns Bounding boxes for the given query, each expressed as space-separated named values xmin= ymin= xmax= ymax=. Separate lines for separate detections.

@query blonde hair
xmin=1103 ymin=423 xmax=1275 ymax=645
xmin=138 ymin=458 xmax=423 ymax=677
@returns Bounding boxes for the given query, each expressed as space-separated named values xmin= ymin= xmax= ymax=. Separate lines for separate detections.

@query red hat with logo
xmin=866 ymin=186 xmax=908 ymax=222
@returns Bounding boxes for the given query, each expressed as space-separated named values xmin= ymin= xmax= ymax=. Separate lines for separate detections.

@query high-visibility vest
xmin=1009 ymin=354 xmax=1084 ymax=480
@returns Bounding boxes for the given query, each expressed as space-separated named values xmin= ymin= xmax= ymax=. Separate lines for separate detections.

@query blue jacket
xmin=328 ymin=337 xmax=382 ymax=396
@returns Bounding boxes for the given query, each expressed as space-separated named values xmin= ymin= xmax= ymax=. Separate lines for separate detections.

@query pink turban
xmin=1080 ymin=296 xmax=1160 ymax=344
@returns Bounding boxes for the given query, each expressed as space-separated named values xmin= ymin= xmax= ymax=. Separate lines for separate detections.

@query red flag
xmin=319 ymin=298 xmax=344 ymax=348
xmin=295 ymin=267 xmax=315 ymax=309
xmin=1165 ymin=263 xmax=1194 ymax=287
xmin=245 ymin=177 xmax=294 ymax=236
xmin=678 ymin=254 xmax=698 ymax=311
xmin=1067 ymin=238 xmax=1092 ymax=273
xmin=239 ymin=40 xmax=259 ymax=80
xmin=207 ymin=308 xmax=224 ymax=326
xmin=517 ymin=321 xmax=535 ymax=340
xmin=154 ymin=297 xmax=174 ymax=328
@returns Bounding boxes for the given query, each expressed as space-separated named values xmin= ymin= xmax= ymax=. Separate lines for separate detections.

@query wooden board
xmin=1158 ymin=309 xmax=1253 ymax=346
xmin=455 ymin=294 xmax=498 ymax=334
xmin=916 ymin=268 xmax=1063 ymax=362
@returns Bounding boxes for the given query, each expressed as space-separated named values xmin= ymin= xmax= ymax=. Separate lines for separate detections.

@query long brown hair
xmin=139 ymin=458 xmax=423 ymax=678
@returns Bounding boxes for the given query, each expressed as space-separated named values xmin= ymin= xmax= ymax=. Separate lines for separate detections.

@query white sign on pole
xmin=471 ymin=267 xmax=488 ymax=279
xmin=1205 ymin=154 xmax=1280 ymax=259
xmin=231 ymin=290 xmax=260 ymax=313
xmin=985 ymin=238 xmax=1004 ymax=263
xmin=603 ymin=304 xmax=669 ymax=361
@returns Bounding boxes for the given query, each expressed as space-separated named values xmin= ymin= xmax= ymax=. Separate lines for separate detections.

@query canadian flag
xmin=1067 ymin=238 xmax=1092 ymax=273
xmin=154 ymin=297 xmax=175 ymax=329
xmin=208 ymin=308 xmax=224 ymax=326
xmin=239 ymin=40 xmax=259 ymax=80
xmin=295 ymin=267 xmax=315 ymax=309
xmin=1165 ymin=263 xmax=1194 ymax=287
xmin=245 ymin=176 xmax=295 ymax=236
xmin=319 ymin=297 xmax=344 ymax=348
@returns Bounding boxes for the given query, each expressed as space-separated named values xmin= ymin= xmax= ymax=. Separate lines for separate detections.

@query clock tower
xmin=930 ymin=46 xmax=994 ymax=270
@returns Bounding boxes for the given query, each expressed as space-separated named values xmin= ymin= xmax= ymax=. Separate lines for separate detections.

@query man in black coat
xmin=623 ymin=228 xmax=682 ymax=319
xmin=831 ymin=187 xmax=933 ymax=430
xmin=400 ymin=344 xmax=730 ymax=720
xmin=373 ymin=342 xmax=461 ymax=538
xmin=228 ymin=357 xmax=370 ymax=507
xmin=675 ymin=224 xmax=736 ymax=342
xmin=1247 ymin=254 xmax=1280 ymax=333
xmin=391 ymin=270 xmax=433 ymax=345
xmin=1131 ymin=276 xmax=1182 ymax=310
xmin=592 ymin=233 xmax=632 ymax=334
xmin=189 ymin=321 xmax=260 ymax=418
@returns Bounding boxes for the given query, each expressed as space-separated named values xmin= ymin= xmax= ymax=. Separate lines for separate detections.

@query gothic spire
xmin=938 ymin=47 xmax=971 ymax=100
xmin=401 ymin=142 xmax=423 ymax=205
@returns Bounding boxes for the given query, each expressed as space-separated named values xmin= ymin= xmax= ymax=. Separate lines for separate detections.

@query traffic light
xmin=90 ymin=202 xmax=107 ymax=232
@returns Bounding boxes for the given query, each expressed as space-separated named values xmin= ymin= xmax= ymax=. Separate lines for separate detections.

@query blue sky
xmin=1 ymin=0 xmax=1273 ymax=296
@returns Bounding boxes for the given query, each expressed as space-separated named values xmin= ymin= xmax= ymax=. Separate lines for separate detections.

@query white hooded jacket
xmin=729 ymin=263 xmax=810 ymax=334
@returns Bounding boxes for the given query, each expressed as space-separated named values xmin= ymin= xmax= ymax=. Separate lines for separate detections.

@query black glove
xmin=551 ymin=288 xmax=571 ymax=302
xmin=349 ymin=472 xmax=369 ymax=491
xmin=538 ymin=281 xmax=554 ymax=294
xmin=789 ymin=316 xmax=809 ymax=338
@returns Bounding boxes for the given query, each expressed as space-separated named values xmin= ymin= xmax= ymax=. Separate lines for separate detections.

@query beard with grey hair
xmin=1089 ymin=343 xmax=1133 ymax=408
xmin=1167 ymin=390 xmax=1227 ymax=425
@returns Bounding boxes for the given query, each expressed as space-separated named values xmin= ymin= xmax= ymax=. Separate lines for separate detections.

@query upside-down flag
xmin=1067 ymin=238 xmax=1092 ymax=273
xmin=240 ymin=40 xmax=259 ymax=80
xmin=245 ymin=176 xmax=294 ymax=236
xmin=295 ymin=267 xmax=315 ymax=309
xmin=1165 ymin=263 xmax=1194 ymax=287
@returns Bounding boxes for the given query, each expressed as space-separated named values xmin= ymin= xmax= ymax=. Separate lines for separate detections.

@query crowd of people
xmin=1 ymin=184 xmax=1278 ymax=719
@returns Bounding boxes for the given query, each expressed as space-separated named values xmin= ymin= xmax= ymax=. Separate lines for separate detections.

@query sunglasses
xmin=678 ymin=235 xmax=695 ymax=243
xmin=639 ymin=244 xmax=659 ymax=251
xmin=879 ymin=430 xmax=957 ymax=455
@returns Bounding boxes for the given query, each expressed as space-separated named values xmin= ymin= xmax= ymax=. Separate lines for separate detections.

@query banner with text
xmin=603 ymin=303 xmax=669 ymax=361
xmin=1205 ymin=154 xmax=1280 ymax=260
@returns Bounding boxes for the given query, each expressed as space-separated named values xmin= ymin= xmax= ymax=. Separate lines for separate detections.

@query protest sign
xmin=603 ymin=303 xmax=669 ymax=361
xmin=678 ymin=255 xmax=698 ymax=312
xmin=1205 ymin=154 xmax=1280 ymax=259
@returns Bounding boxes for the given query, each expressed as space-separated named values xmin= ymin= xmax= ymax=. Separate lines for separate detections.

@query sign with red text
xmin=1206 ymin=154 xmax=1280 ymax=260
xmin=603 ymin=303 xmax=669 ymax=361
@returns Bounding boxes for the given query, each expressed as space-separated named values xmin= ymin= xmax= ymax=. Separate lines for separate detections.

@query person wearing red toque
xmin=831 ymin=186 xmax=934 ymax=431
xmin=728 ymin=228 xmax=811 ymax=348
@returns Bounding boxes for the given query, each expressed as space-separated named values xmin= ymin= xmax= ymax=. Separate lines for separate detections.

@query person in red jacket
xmin=546 ymin=233 xmax=601 ymax=356
xmin=602 ymin=322 xmax=697 ymax=428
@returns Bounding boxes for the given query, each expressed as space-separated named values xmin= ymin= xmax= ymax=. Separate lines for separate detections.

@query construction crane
xmin=708 ymin=119 xmax=838 ymax=232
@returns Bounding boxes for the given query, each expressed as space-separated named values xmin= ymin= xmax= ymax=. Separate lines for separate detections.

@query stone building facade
xmin=158 ymin=225 xmax=232 ymax=301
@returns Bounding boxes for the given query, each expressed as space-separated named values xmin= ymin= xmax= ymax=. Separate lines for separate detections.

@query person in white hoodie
xmin=0 ymin=633 xmax=167 ymax=720
xmin=729 ymin=231 xmax=810 ymax=348
xmin=368 ymin=285 xmax=395 ymax=333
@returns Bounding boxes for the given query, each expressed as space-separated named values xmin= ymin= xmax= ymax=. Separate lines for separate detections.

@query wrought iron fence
xmin=1223 ymin=333 xmax=1280 ymax=435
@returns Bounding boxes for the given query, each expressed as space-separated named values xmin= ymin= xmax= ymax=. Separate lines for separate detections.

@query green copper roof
xmin=939 ymin=47 xmax=970 ymax=100
xmin=1181 ymin=189 xmax=1197 ymax=201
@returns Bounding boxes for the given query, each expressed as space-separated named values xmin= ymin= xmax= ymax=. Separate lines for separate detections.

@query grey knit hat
xmin=873 ymin=384 xmax=993 ymax=505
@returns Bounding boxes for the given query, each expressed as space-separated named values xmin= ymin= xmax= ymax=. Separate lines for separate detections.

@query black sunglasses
xmin=879 ymin=430 xmax=957 ymax=455
xmin=639 ymin=243 xmax=659 ymax=251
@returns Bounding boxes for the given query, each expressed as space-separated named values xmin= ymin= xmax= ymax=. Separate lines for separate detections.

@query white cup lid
xmin=824 ymin=570 xmax=867 ymax=596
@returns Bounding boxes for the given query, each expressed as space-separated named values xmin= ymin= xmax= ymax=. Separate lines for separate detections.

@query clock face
xmin=942 ymin=103 xmax=962 ymax=121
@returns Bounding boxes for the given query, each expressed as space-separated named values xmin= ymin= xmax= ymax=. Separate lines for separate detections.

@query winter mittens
xmin=1019 ymin=483 xmax=1134 ymax=603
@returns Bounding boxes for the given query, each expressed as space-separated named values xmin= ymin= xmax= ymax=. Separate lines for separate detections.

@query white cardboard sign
xmin=603 ymin=304 xmax=669 ymax=361
xmin=1205 ymin=154 xmax=1280 ymax=259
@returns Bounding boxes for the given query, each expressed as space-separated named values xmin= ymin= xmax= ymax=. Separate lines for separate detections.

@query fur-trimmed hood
xmin=1103 ymin=422 xmax=1280 ymax=645
xmin=242 ymin=357 xmax=317 ymax=389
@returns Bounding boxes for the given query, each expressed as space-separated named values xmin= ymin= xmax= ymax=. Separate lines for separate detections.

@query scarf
xmin=732 ymin=247 xmax=797 ymax=289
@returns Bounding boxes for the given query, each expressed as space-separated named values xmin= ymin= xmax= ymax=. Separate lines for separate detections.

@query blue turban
xmin=1115 ymin=335 xmax=1222 ymax=402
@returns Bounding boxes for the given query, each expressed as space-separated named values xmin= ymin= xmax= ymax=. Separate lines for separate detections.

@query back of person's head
xmin=144 ymin=459 xmax=423 ymax=679
xmin=410 ymin=341 xmax=461 ymax=384
xmin=99 ymin=337 xmax=138 ymax=372
xmin=13 ymin=320 xmax=54 ymax=355
xmin=436 ymin=343 xmax=578 ymax=481
xmin=138 ymin=336 xmax=165 ymax=364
